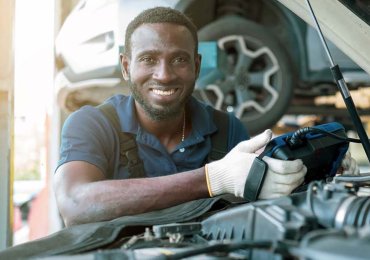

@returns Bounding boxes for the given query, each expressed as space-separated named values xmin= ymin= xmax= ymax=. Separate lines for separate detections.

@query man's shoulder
xmin=191 ymin=98 xmax=243 ymax=128
xmin=67 ymin=94 xmax=131 ymax=121
xmin=194 ymin=98 xmax=249 ymax=145
xmin=66 ymin=105 xmax=100 ymax=123
xmin=62 ymin=105 xmax=112 ymax=138
xmin=99 ymin=94 xmax=138 ymax=134
xmin=104 ymin=94 xmax=130 ymax=107
xmin=190 ymin=97 xmax=239 ymax=121
xmin=189 ymin=96 xmax=216 ymax=114
xmin=62 ymin=95 xmax=129 ymax=130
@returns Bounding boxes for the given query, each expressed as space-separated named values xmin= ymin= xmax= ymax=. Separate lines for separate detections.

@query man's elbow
xmin=62 ymin=214 xmax=83 ymax=227
xmin=56 ymin=198 xmax=84 ymax=227
xmin=56 ymin=191 xmax=102 ymax=227
xmin=53 ymin=173 xmax=87 ymax=226
xmin=54 ymin=185 xmax=89 ymax=227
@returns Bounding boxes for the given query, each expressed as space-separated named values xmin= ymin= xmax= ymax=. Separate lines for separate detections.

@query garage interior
xmin=1 ymin=0 xmax=370 ymax=255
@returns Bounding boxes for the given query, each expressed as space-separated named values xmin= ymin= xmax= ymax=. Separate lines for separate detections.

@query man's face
xmin=121 ymin=23 xmax=201 ymax=121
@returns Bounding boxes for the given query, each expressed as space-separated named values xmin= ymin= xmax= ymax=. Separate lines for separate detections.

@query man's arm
xmin=53 ymin=161 xmax=209 ymax=227
xmin=54 ymin=130 xmax=309 ymax=227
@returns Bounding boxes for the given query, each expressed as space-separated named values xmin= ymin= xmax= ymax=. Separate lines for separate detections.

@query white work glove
xmin=258 ymin=157 xmax=306 ymax=199
xmin=205 ymin=129 xmax=307 ymax=199
xmin=338 ymin=151 xmax=360 ymax=175
xmin=205 ymin=129 xmax=273 ymax=197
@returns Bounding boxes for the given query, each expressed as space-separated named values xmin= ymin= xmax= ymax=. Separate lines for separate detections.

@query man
xmin=54 ymin=7 xmax=358 ymax=227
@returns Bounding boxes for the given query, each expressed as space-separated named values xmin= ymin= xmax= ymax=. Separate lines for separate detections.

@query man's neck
xmin=135 ymin=103 xmax=189 ymax=152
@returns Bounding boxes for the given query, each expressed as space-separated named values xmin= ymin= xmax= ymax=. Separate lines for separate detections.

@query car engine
xmin=68 ymin=177 xmax=370 ymax=259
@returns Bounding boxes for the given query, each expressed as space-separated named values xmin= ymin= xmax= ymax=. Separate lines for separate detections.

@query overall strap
xmin=98 ymin=103 xmax=229 ymax=174
xmin=97 ymin=103 xmax=146 ymax=178
xmin=208 ymin=109 xmax=229 ymax=162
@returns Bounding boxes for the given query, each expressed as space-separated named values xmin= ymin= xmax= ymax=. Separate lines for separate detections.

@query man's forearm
xmin=61 ymin=167 xmax=209 ymax=226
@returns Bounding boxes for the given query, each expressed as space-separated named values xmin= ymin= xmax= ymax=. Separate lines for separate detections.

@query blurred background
xmin=1 ymin=0 xmax=81 ymax=247
xmin=6 ymin=0 xmax=78 ymax=246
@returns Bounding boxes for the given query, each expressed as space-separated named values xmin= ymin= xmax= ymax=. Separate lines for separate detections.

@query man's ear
xmin=195 ymin=53 xmax=202 ymax=79
xmin=120 ymin=53 xmax=130 ymax=81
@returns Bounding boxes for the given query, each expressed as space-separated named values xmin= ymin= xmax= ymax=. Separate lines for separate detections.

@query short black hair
xmin=124 ymin=7 xmax=198 ymax=57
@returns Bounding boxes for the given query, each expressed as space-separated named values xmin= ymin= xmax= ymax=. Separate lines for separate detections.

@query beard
xmin=127 ymin=79 xmax=193 ymax=121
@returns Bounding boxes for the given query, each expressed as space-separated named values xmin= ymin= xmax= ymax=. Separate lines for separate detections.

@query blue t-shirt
xmin=57 ymin=95 xmax=249 ymax=179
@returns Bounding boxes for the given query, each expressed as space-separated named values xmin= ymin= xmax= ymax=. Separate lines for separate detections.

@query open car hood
xmin=277 ymin=0 xmax=370 ymax=75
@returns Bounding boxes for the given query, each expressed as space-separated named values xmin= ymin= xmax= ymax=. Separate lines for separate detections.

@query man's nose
xmin=152 ymin=61 xmax=175 ymax=83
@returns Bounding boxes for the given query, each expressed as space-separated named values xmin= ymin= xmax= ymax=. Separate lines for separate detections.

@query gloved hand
xmin=205 ymin=129 xmax=273 ymax=197
xmin=258 ymin=157 xmax=306 ymax=199
xmin=338 ymin=151 xmax=360 ymax=175
xmin=205 ymin=129 xmax=307 ymax=199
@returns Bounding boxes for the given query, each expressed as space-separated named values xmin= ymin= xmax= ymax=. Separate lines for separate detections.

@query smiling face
xmin=121 ymin=23 xmax=201 ymax=121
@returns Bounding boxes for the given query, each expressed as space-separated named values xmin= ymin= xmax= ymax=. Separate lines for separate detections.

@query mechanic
xmin=53 ymin=7 xmax=359 ymax=227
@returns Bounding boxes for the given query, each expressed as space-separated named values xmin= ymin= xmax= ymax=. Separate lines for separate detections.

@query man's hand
xmin=258 ymin=157 xmax=306 ymax=199
xmin=206 ymin=129 xmax=307 ymax=199
xmin=339 ymin=151 xmax=360 ymax=175
xmin=206 ymin=129 xmax=273 ymax=197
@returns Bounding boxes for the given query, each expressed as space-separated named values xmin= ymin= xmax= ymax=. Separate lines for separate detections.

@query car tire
xmin=196 ymin=15 xmax=295 ymax=135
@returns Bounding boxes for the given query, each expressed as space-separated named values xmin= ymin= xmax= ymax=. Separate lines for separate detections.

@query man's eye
xmin=139 ymin=57 xmax=156 ymax=64
xmin=173 ymin=57 xmax=188 ymax=64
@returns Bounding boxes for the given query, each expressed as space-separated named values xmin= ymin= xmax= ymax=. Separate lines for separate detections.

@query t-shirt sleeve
xmin=227 ymin=115 xmax=250 ymax=151
xmin=56 ymin=106 xmax=117 ymax=176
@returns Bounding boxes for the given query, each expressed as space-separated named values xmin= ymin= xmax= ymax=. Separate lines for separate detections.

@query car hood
xmin=277 ymin=0 xmax=370 ymax=75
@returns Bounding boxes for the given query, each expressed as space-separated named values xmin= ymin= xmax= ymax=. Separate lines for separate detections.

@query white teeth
xmin=152 ymin=89 xmax=176 ymax=96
